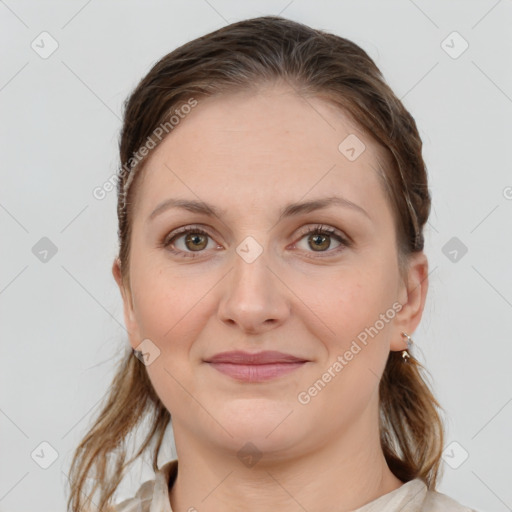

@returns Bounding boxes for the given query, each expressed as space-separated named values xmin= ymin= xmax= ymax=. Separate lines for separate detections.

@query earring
xmin=132 ymin=347 xmax=143 ymax=361
xmin=401 ymin=331 xmax=413 ymax=362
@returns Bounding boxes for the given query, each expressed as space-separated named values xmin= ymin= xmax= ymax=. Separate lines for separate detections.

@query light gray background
xmin=1 ymin=1 xmax=511 ymax=511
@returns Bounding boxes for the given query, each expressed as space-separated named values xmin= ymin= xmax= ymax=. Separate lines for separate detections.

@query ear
xmin=389 ymin=251 xmax=429 ymax=352
xmin=112 ymin=257 xmax=141 ymax=349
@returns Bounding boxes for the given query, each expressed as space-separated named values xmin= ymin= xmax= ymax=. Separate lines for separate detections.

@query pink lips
xmin=205 ymin=350 xmax=308 ymax=382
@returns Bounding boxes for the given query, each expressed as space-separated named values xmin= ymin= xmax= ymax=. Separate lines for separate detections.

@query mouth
xmin=206 ymin=361 xmax=307 ymax=382
xmin=204 ymin=350 xmax=309 ymax=382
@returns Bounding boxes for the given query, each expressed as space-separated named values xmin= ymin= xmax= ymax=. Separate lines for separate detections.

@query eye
xmin=162 ymin=225 xmax=220 ymax=259
xmin=293 ymin=224 xmax=351 ymax=258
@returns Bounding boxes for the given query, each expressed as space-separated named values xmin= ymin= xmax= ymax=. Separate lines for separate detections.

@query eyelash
xmin=161 ymin=224 xmax=351 ymax=259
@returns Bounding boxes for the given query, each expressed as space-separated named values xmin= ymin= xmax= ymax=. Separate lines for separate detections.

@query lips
xmin=204 ymin=350 xmax=309 ymax=382
xmin=205 ymin=350 xmax=307 ymax=364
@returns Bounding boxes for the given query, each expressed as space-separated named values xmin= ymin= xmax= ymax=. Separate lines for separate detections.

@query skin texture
xmin=112 ymin=83 xmax=429 ymax=512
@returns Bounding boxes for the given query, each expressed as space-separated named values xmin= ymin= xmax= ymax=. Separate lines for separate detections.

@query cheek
xmin=129 ymin=258 xmax=223 ymax=384
xmin=306 ymin=265 xmax=395 ymax=373
xmin=129 ymin=264 xmax=214 ymax=413
xmin=300 ymin=275 xmax=392 ymax=426
xmin=308 ymin=268 xmax=379 ymax=333
xmin=130 ymin=253 xmax=207 ymax=336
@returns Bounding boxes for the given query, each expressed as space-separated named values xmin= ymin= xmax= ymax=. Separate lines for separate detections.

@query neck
xmin=168 ymin=400 xmax=403 ymax=512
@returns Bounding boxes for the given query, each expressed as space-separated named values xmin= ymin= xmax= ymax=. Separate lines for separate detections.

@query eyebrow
xmin=148 ymin=195 xmax=370 ymax=223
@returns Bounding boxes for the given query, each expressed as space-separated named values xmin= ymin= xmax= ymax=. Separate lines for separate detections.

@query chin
xmin=216 ymin=404 xmax=304 ymax=450
xmin=220 ymin=427 xmax=302 ymax=461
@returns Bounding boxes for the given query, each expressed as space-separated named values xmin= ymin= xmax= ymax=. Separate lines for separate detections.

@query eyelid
xmin=163 ymin=224 xmax=217 ymax=245
xmin=295 ymin=223 xmax=348 ymax=241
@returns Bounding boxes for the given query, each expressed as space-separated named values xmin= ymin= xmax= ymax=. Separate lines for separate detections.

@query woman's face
xmin=114 ymin=83 xmax=428 ymax=460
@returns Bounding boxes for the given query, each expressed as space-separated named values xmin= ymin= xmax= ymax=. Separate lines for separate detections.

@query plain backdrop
xmin=1 ymin=1 xmax=511 ymax=511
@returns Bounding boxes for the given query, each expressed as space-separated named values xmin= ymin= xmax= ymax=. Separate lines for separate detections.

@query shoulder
xmin=356 ymin=478 xmax=479 ymax=512
xmin=111 ymin=479 xmax=155 ymax=512
xmin=110 ymin=459 xmax=178 ymax=512
xmin=423 ymin=487 xmax=478 ymax=512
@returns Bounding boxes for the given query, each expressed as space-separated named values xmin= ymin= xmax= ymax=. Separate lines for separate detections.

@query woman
xmin=67 ymin=15 xmax=477 ymax=512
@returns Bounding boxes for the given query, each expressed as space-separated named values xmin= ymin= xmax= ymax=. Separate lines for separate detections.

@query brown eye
xmin=308 ymin=232 xmax=332 ymax=251
xmin=163 ymin=226 xmax=216 ymax=258
xmin=295 ymin=224 xmax=350 ymax=258
xmin=184 ymin=232 xmax=208 ymax=251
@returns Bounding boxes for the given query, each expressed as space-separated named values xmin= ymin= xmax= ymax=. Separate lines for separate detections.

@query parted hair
xmin=67 ymin=15 xmax=444 ymax=512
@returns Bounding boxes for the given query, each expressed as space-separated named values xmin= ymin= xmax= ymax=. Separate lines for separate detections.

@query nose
xmin=217 ymin=243 xmax=291 ymax=335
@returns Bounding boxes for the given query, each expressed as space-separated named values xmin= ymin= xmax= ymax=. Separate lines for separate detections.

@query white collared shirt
xmin=112 ymin=459 xmax=478 ymax=512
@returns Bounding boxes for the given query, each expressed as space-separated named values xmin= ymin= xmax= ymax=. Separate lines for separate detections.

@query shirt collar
xmin=149 ymin=459 xmax=178 ymax=512
xmin=149 ymin=459 xmax=427 ymax=512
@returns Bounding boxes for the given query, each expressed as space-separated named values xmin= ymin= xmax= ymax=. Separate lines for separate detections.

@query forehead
xmin=132 ymin=85 xmax=392 ymax=226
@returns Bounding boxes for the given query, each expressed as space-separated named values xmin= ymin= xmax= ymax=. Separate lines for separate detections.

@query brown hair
xmin=67 ymin=15 xmax=444 ymax=511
